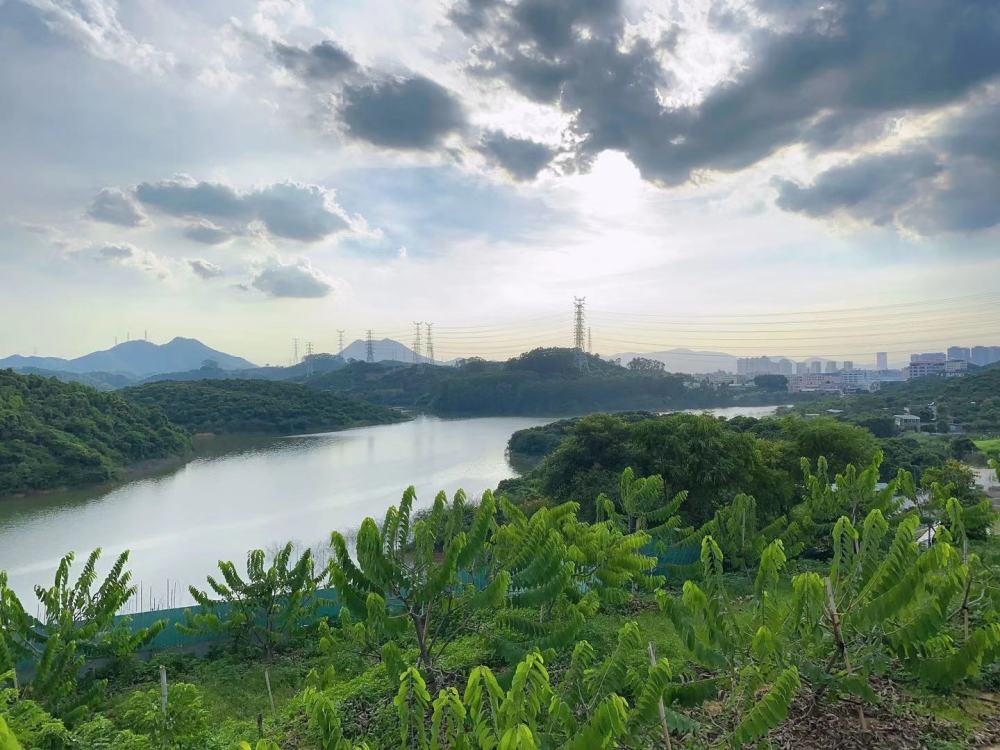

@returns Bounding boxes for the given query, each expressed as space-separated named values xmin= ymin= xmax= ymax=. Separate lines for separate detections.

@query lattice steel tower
xmin=573 ymin=297 xmax=586 ymax=350
xmin=366 ymin=330 xmax=374 ymax=363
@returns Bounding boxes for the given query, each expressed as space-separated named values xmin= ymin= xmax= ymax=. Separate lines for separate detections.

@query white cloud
xmin=250 ymin=256 xmax=332 ymax=298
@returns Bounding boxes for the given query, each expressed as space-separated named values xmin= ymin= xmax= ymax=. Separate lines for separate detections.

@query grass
xmin=975 ymin=437 xmax=1000 ymax=456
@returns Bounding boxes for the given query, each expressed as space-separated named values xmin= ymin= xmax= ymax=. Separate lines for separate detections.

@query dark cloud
xmin=774 ymin=150 xmax=942 ymax=226
xmin=447 ymin=0 xmax=502 ymax=34
xmin=773 ymin=100 xmax=1000 ymax=234
xmin=131 ymin=177 xmax=351 ymax=241
xmin=456 ymin=0 xmax=1000 ymax=192
xmin=182 ymin=220 xmax=233 ymax=245
xmin=478 ymin=131 xmax=556 ymax=180
xmin=251 ymin=258 xmax=332 ymax=298
xmin=87 ymin=187 xmax=147 ymax=226
xmin=339 ymin=76 xmax=465 ymax=150
xmin=187 ymin=259 xmax=224 ymax=279
xmin=272 ymin=39 xmax=356 ymax=80
xmin=251 ymin=183 xmax=349 ymax=241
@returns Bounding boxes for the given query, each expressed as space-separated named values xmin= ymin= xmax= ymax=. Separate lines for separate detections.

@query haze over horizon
xmin=2 ymin=0 xmax=999 ymax=364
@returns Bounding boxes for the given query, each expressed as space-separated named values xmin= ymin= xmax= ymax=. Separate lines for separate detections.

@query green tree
xmin=180 ymin=543 xmax=322 ymax=659
xmin=119 ymin=683 xmax=209 ymax=750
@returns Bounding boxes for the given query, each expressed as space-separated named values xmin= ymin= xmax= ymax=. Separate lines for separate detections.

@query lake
xmin=0 ymin=406 xmax=782 ymax=609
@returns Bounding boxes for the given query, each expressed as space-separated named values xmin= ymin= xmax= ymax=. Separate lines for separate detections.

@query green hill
xmin=0 ymin=369 xmax=190 ymax=496
xmin=304 ymin=348 xmax=790 ymax=416
xmin=122 ymin=378 xmax=406 ymax=435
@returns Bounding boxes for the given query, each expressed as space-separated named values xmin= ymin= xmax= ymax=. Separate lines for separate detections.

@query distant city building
xmin=842 ymin=360 xmax=854 ymax=372
xmin=824 ymin=361 xmax=838 ymax=373
xmin=788 ymin=373 xmax=843 ymax=393
xmin=809 ymin=360 xmax=822 ymax=374
xmin=736 ymin=356 xmax=794 ymax=377
xmin=876 ymin=351 xmax=888 ymax=370
xmin=905 ymin=351 xmax=968 ymax=379
xmin=795 ymin=361 xmax=808 ymax=375
xmin=911 ymin=352 xmax=946 ymax=363
xmin=947 ymin=346 xmax=970 ymax=362
xmin=842 ymin=369 xmax=881 ymax=392
xmin=894 ymin=414 xmax=921 ymax=432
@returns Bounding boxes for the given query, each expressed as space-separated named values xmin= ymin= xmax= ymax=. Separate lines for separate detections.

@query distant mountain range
xmin=340 ymin=338 xmax=435 ymax=364
xmin=0 ymin=337 xmax=256 ymax=378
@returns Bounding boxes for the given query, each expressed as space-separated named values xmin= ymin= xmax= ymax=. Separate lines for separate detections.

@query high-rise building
xmin=795 ymin=361 xmax=809 ymax=375
xmin=824 ymin=361 xmax=838 ymax=373
xmin=912 ymin=352 xmax=946 ymax=362
xmin=876 ymin=351 xmax=888 ymax=370
xmin=810 ymin=360 xmax=822 ymax=374
xmin=842 ymin=360 xmax=854 ymax=371
xmin=947 ymin=346 xmax=970 ymax=362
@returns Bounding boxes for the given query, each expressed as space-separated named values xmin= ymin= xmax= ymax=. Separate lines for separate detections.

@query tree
xmin=0 ymin=550 xmax=164 ymax=723
xmin=753 ymin=374 xmax=788 ymax=391
xmin=180 ymin=542 xmax=322 ymax=659
xmin=328 ymin=488 xmax=505 ymax=677
xmin=628 ymin=356 xmax=666 ymax=373
xmin=119 ymin=683 xmax=209 ymax=750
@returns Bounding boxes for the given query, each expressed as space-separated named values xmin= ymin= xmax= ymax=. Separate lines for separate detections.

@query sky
xmin=1 ymin=0 xmax=999 ymax=366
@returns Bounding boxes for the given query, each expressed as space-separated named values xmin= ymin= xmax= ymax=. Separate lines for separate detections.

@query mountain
xmin=142 ymin=353 xmax=347 ymax=383
xmin=610 ymin=348 xmax=738 ymax=374
xmin=339 ymin=338 xmax=435 ymax=364
xmin=0 ymin=337 xmax=256 ymax=378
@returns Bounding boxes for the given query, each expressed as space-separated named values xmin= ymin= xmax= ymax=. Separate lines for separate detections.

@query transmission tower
xmin=305 ymin=341 xmax=314 ymax=376
xmin=366 ymin=330 xmax=374 ymax=363
xmin=572 ymin=297 xmax=586 ymax=350
xmin=337 ymin=330 xmax=345 ymax=355
xmin=412 ymin=321 xmax=423 ymax=363
xmin=588 ymin=326 xmax=592 ymax=354
xmin=292 ymin=337 xmax=299 ymax=365
xmin=424 ymin=322 xmax=434 ymax=364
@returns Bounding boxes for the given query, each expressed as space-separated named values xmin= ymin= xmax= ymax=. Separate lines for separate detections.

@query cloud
xmin=89 ymin=242 xmax=169 ymax=278
xmin=455 ymin=0 xmax=1000 ymax=191
xmin=187 ymin=258 xmax=224 ymax=279
xmin=251 ymin=257 xmax=332 ymax=298
xmin=774 ymin=151 xmax=943 ymax=226
xmin=478 ymin=131 xmax=557 ymax=180
xmin=129 ymin=176 xmax=355 ymax=242
xmin=272 ymin=39 xmax=356 ymax=80
xmin=182 ymin=220 xmax=234 ymax=245
xmin=19 ymin=0 xmax=173 ymax=73
xmin=87 ymin=187 xmax=147 ymax=227
xmin=773 ymin=99 xmax=1000 ymax=234
xmin=339 ymin=75 xmax=465 ymax=150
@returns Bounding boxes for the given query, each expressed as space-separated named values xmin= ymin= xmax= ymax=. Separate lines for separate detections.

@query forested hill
xmin=122 ymin=379 xmax=407 ymax=434
xmin=304 ymin=347 xmax=789 ymax=416
xmin=0 ymin=369 xmax=190 ymax=496
xmin=789 ymin=365 xmax=1000 ymax=434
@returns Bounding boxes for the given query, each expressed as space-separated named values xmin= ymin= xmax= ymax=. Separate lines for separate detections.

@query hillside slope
xmin=0 ymin=369 xmax=190 ymax=496
xmin=123 ymin=379 xmax=407 ymax=434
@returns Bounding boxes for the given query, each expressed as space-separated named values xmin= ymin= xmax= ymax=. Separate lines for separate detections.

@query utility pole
xmin=412 ymin=321 xmax=423 ymax=363
xmin=366 ymin=330 xmax=374 ymax=363
xmin=337 ymin=330 xmax=345 ymax=356
xmin=573 ymin=297 xmax=586 ymax=350
xmin=424 ymin=322 xmax=434 ymax=364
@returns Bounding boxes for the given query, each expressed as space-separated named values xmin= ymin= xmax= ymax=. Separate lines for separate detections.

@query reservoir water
xmin=0 ymin=407 xmax=782 ymax=608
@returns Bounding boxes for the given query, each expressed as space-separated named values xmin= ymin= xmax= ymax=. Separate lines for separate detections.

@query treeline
xmin=0 ymin=369 xmax=190 ymax=496
xmin=791 ymin=365 xmax=1000 ymax=434
xmin=123 ymin=379 xmax=406 ymax=435
xmin=305 ymin=347 xmax=789 ymax=416
xmin=2 ymin=458 xmax=998 ymax=748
